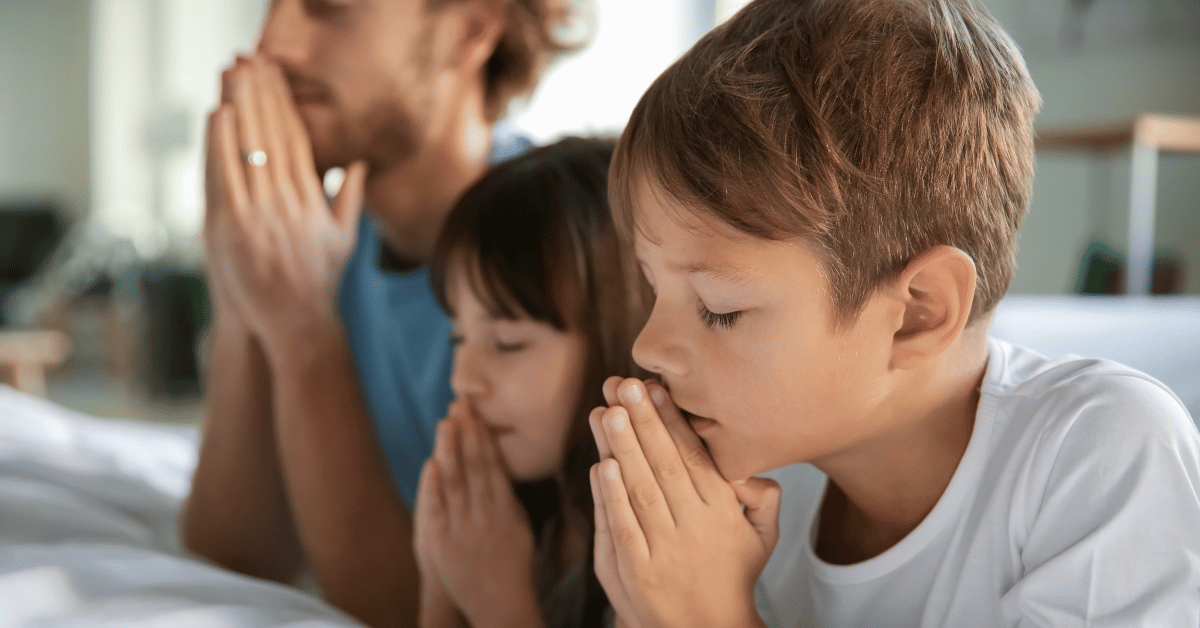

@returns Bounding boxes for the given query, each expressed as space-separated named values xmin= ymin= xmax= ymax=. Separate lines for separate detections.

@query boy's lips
xmin=677 ymin=406 xmax=718 ymax=432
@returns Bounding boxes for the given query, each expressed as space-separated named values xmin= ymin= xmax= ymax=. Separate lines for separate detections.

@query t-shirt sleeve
xmin=1001 ymin=373 xmax=1200 ymax=627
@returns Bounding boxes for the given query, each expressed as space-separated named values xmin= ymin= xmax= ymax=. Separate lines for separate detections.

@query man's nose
xmin=631 ymin=300 xmax=690 ymax=379
xmin=256 ymin=0 xmax=309 ymax=65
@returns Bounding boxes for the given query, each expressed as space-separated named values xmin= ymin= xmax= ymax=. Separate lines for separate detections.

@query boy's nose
xmin=631 ymin=302 xmax=690 ymax=379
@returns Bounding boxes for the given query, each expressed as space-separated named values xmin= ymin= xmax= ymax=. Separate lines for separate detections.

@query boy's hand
xmin=589 ymin=377 xmax=781 ymax=628
xmin=416 ymin=403 xmax=543 ymax=628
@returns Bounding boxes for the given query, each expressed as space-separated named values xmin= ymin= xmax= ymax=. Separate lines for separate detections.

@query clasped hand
xmin=413 ymin=401 xmax=542 ymax=628
xmin=203 ymin=54 xmax=367 ymax=347
xmin=589 ymin=377 xmax=782 ymax=628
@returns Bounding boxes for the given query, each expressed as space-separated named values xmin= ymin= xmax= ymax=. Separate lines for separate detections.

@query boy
xmin=586 ymin=0 xmax=1200 ymax=626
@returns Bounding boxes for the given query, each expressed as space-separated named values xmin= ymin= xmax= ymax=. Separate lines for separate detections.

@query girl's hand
xmin=419 ymin=404 xmax=544 ymax=628
xmin=414 ymin=457 xmax=466 ymax=628
xmin=589 ymin=377 xmax=782 ymax=628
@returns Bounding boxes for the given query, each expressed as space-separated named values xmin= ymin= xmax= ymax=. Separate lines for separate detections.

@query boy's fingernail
xmin=650 ymin=387 xmax=666 ymax=407
xmin=606 ymin=410 xmax=627 ymax=434
xmin=602 ymin=460 xmax=620 ymax=481
xmin=620 ymin=382 xmax=644 ymax=405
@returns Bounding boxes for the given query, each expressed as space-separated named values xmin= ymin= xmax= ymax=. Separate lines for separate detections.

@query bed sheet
xmin=992 ymin=296 xmax=1200 ymax=422
xmin=1 ymin=295 xmax=1194 ymax=626
xmin=0 ymin=385 xmax=361 ymax=628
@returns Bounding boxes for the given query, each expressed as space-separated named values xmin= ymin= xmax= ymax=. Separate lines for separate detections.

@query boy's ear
xmin=888 ymin=246 xmax=976 ymax=370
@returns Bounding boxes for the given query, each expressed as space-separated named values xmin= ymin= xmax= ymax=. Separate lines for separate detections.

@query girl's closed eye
xmin=495 ymin=338 xmax=528 ymax=353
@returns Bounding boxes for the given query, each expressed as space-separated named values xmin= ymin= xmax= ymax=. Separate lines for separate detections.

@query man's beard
xmin=309 ymin=97 xmax=425 ymax=174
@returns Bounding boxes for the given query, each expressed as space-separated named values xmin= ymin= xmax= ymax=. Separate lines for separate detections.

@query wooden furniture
xmin=0 ymin=330 xmax=70 ymax=396
xmin=1036 ymin=114 xmax=1200 ymax=295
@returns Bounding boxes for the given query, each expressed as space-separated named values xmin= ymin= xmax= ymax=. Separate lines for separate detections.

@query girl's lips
xmin=481 ymin=422 xmax=516 ymax=437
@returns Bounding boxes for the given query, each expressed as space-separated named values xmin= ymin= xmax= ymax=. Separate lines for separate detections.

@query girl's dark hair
xmin=430 ymin=136 xmax=650 ymax=628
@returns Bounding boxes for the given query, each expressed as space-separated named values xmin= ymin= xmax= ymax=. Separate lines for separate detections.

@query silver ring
xmin=244 ymin=150 xmax=267 ymax=167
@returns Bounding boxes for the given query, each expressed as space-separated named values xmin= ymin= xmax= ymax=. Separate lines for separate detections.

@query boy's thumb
xmin=732 ymin=476 xmax=782 ymax=549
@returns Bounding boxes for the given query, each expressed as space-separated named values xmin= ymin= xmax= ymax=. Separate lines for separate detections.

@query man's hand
xmin=414 ymin=403 xmax=543 ymax=628
xmin=204 ymin=54 xmax=367 ymax=351
xmin=589 ymin=377 xmax=782 ymax=628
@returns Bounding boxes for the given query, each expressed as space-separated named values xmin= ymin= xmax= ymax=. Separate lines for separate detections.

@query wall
xmin=976 ymin=0 xmax=1200 ymax=294
xmin=0 ymin=0 xmax=91 ymax=219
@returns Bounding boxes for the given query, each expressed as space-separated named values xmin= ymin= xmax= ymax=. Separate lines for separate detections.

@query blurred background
xmin=0 ymin=0 xmax=1197 ymax=424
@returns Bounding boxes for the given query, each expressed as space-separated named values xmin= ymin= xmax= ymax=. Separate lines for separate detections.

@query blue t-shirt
xmin=337 ymin=126 xmax=531 ymax=507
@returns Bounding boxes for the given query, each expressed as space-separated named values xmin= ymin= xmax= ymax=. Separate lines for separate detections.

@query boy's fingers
xmin=597 ymin=459 xmax=651 ymax=563
xmin=732 ymin=476 xmax=783 ymax=551
xmin=591 ymin=464 xmax=631 ymax=615
xmin=603 ymin=376 xmax=622 ymax=407
xmin=644 ymin=380 xmax=728 ymax=501
xmin=615 ymin=379 xmax=702 ymax=513
xmin=589 ymin=406 xmax=613 ymax=460
xmin=601 ymin=405 xmax=677 ymax=535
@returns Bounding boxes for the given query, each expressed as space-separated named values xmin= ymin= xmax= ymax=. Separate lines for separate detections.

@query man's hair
xmin=432 ymin=0 xmax=592 ymax=121
xmin=610 ymin=0 xmax=1042 ymax=325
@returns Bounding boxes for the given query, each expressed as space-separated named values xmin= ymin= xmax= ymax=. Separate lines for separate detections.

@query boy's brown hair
xmin=610 ymin=0 xmax=1041 ymax=325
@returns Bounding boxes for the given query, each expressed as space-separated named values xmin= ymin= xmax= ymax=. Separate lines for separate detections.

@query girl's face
xmin=628 ymin=180 xmax=899 ymax=482
xmin=448 ymin=271 xmax=589 ymax=482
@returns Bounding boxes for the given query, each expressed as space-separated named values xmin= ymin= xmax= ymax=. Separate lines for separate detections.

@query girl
xmin=413 ymin=137 xmax=649 ymax=628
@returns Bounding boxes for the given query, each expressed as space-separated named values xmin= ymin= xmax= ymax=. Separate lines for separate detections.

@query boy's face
xmin=630 ymin=181 xmax=899 ymax=481
xmin=448 ymin=272 xmax=588 ymax=482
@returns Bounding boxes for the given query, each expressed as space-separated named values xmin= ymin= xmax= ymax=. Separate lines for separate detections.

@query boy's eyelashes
xmin=697 ymin=303 xmax=743 ymax=329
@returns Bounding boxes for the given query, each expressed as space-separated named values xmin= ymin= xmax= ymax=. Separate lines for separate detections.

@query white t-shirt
xmin=755 ymin=339 xmax=1200 ymax=628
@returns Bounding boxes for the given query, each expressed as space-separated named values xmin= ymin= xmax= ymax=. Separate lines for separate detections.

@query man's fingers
xmin=600 ymin=405 xmax=676 ymax=537
xmin=333 ymin=160 xmax=368 ymax=241
xmin=644 ymin=380 xmax=728 ymax=502
xmin=732 ymin=476 xmax=783 ymax=552
xmin=597 ymin=459 xmax=651 ymax=563
xmin=250 ymin=56 xmax=297 ymax=214
xmin=262 ymin=58 xmax=325 ymax=206
xmin=614 ymin=379 xmax=702 ymax=514
xmin=230 ymin=59 xmax=272 ymax=208
xmin=212 ymin=106 xmax=251 ymax=223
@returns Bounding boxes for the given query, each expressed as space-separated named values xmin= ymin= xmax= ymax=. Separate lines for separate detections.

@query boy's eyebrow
xmin=680 ymin=262 xmax=760 ymax=284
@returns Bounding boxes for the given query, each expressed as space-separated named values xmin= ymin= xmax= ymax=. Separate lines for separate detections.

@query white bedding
xmin=0 ymin=386 xmax=361 ymax=628
xmin=0 ymin=295 xmax=1195 ymax=627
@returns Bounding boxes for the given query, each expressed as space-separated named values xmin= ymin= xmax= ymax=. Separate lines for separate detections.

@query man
xmin=181 ymin=1 xmax=581 ymax=626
